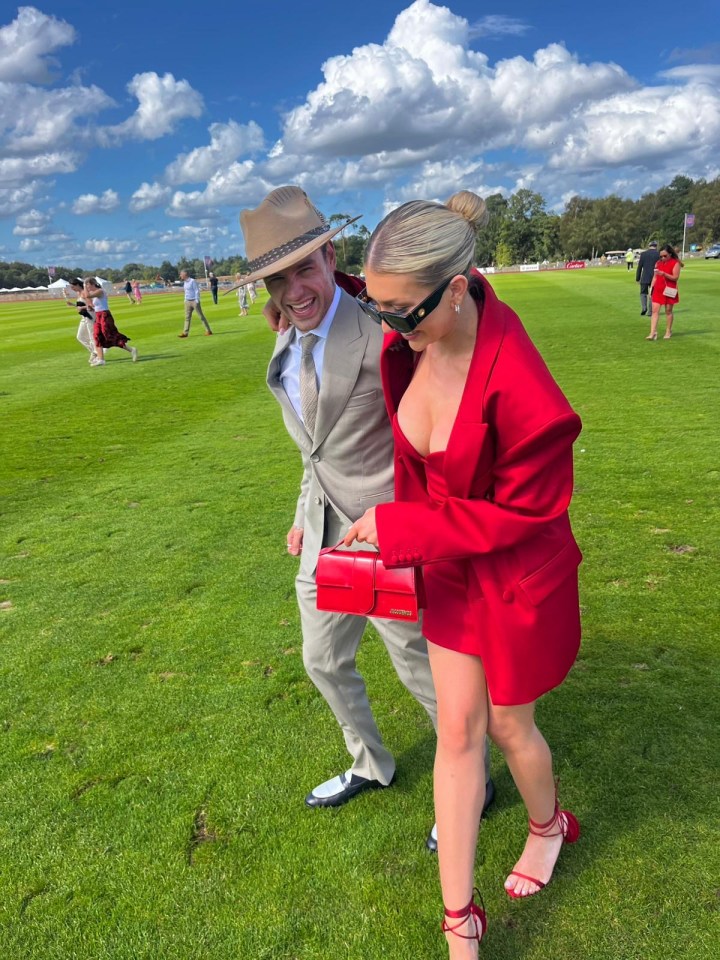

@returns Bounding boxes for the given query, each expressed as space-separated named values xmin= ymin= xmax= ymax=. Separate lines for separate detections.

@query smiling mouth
xmin=289 ymin=297 xmax=315 ymax=316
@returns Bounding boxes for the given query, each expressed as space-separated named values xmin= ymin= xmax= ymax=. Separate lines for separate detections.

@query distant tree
xmin=475 ymin=193 xmax=508 ymax=266
xmin=494 ymin=240 xmax=513 ymax=267
xmin=329 ymin=213 xmax=353 ymax=265
xmin=121 ymin=262 xmax=144 ymax=278
xmin=156 ymin=260 xmax=177 ymax=282
xmin=692 ymin=178 xmax=720 ymax=245
xmin=655 ymin=175 xmax=696 ymax=246
xmin=334 ymin=233 xmax=367 ymax=274
xmin=500 ymin=190 xmax=548 ymax=263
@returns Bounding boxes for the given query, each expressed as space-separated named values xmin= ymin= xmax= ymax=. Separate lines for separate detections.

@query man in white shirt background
xmin=178 ymin=270 xmax=212 ymax=338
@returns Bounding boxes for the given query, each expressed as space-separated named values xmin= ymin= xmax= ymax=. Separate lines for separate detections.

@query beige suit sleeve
xmin=293 ymin=448 xmax=311 ymax=529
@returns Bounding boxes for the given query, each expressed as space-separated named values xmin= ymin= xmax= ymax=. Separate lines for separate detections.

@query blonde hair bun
xmin=446 ymin=191 xmax=489 ymax=230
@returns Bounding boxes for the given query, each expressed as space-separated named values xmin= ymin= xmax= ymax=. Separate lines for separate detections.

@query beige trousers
xmin=183 ymin=299 xmax=211 ymax=333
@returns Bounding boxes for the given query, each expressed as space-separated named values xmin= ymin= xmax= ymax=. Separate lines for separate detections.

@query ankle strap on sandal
xmin=529 ymin=800 xmax=563 ymax=837
xmin=442 ymin=887 xmax=486 ymax=941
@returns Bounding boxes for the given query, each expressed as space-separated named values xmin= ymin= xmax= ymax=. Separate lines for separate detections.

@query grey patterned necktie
xmin=299 ymin=333 xmax=320 ymax=436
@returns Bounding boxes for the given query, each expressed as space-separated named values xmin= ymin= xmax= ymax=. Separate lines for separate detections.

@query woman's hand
xmin=343 ymin=507 xmax=378 ymax=547
xmin=263 ymin=300 xmax=290 ymax=334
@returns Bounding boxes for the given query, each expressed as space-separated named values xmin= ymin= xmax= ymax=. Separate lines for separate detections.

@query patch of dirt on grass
xmin=187 ymin=807 xmax=219 ymax=865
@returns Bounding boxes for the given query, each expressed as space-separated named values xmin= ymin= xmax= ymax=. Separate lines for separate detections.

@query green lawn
xmin=1 ymin=266 xmax=718 ymax=959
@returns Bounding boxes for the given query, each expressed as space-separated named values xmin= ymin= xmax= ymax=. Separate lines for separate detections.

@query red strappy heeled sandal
xmin=442 ymin=887 xmax=487 ymax=945
xmin=506 ymin=791 xmax=580 ymax=900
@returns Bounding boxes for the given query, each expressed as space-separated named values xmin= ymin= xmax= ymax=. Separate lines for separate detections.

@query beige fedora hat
xmin=227 ymin=186 xmax=361 ymax=290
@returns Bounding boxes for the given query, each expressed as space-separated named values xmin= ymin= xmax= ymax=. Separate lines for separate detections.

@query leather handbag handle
xmin=318 ymin=539 xmax=380 ymax=557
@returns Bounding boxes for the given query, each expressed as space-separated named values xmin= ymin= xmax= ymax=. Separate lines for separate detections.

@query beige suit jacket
xmin=266 ymin=288 xmax=395 ymax=575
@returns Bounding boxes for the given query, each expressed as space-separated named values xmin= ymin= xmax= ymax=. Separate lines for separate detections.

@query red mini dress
xmin=651 ymin=259 xmax=680 ymax=305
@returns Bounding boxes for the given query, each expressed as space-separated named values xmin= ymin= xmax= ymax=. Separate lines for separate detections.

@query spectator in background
xmin=178 ymin=270 xmax=213 ymax=337
xmin=247 ymin=280 xmax=257 ymax=303
xmin=209 ymin=272 xmax=219 ymax=305
xmin=65 ymin=277 xmax=97 ymax=364
xmin=647 ymin=243 xmax=683 ymax=341
xmin=635 ymin=241 xmax=660 ymax=317
xmin=123 ymin=279 xmax=136 ymax=304
xmin=625 ymin=248 xmax=635 ymax=271
xmin=236 ymin=273 xmax=249 ymax=316
xmin=85 ymin=277 xmax=138 ymax=364
xmin=132 ymin=279 xmax=142 ymax=304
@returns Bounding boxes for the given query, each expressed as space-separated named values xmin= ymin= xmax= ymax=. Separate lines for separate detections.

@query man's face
xmin=180 ymin=271 xmax=188 ymax=280
xmin=264 ymin=244 xmax=336 ymax=333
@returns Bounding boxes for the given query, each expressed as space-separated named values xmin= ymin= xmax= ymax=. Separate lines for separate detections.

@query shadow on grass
xmin=106 ymin=353 xmax=181 ymax=362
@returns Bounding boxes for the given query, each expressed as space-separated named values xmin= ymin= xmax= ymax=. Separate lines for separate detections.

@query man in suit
xmin=636 ymin=241 xmax=660 ymax=316
xmin=235 ymin=186 xmax=493 ymax=837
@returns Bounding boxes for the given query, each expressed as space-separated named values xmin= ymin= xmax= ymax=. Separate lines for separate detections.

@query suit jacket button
xmin=502 ymin=589 xmax=515 ymax=603
xmin=391 ymin=554 xmax=398 ymax=562
xmin=310 ymin=454 xmax=320 ymax=463
xmin=313 ymin=497 xmax=322 ymax=505
xmin=413 ymin=552 xmax=421 ymax=560
xmin=398 ymin=552 xmax=406 ymax=562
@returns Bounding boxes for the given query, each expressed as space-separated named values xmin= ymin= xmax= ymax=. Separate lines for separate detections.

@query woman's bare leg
xmin=664 ymin=306 xmax=674 ymax=338
xmin=429 ymin=641 xmax=489 ymax=959
xmin=488 ymin=702 xmax=563 ymax=897
xmin=647 ymin=302 xmax=660 ymax=338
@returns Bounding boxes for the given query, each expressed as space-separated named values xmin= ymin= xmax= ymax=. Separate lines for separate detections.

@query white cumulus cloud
xmin=129 ymin=181 xmax=172 ymax=213
xmin=13 ymin=207 xmax=52 ymax=235
xmin=84 ymin=238 xmax=139 ymax=255
xmin=106 ymin=72 xmax=204 ymax=142
xmin=0 ymin=6 xmax=75 ymax=83
xmin=164 ymin=120 xmax=264 ymax=184
xmin=72 ymin=189 xmax=120 ymax=215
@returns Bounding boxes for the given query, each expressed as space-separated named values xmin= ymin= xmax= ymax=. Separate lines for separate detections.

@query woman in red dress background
xmin=647 ymin=243 xmax=683 ymax=340
xmin=345 ymin=192 xmax=582 ymax=958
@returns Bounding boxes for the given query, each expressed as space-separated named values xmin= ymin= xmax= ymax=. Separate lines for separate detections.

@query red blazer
xmin=375 ymin=274 xmax=583 ymax=705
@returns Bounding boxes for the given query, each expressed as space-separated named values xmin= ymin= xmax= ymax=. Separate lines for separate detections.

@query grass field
xmin=1 ymin=265 xmax=718 ymax=960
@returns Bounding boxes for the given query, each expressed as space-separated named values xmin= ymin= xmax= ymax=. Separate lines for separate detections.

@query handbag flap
xmin=316 ymin=549 xmax=377 ymax=614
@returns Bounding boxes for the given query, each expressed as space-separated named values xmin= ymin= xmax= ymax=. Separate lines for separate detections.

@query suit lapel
xmin=444 ymin=278 xmax=505 ymax=498
xmin=267 ymin=329 xmax=312 ymax=452
xmin=312 ymin=291 xmax=368 ymax=451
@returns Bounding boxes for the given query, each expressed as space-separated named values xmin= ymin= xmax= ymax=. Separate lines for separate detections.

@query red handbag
xmin=316 ymin=542 xmax=425 ymax=621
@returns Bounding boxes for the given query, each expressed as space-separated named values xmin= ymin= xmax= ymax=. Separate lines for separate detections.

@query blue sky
xmin=1 ymin=0 xmax=718 ymax=269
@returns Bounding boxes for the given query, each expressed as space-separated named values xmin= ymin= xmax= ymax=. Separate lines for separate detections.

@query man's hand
xmin=343 ymin=508 xmax=378 ymax=547
xmin=286 ymin=525 xmax=304 ymax=555
xmin=264 ymin=300 xmax=290 ymax=334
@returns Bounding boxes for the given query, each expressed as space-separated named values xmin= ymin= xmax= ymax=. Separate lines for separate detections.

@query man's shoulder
xmin=334 ymin=287 xmax=381 ymax=336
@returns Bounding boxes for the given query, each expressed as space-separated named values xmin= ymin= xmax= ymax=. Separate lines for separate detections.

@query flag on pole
xmin=685 ymin=214 xmax=695 ymax=228
xmin=203 ymin=256 xmax=213 ymax=269
xmin=47 ymin=265 xmax=56 ymax=277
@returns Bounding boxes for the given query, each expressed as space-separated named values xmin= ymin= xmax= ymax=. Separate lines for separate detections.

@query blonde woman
xmin=345 ymin=192 xmax=582 ymax=957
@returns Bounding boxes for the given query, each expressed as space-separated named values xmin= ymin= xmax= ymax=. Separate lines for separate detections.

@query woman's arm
xmin=375 ymin=412 xmax=581 ymax=565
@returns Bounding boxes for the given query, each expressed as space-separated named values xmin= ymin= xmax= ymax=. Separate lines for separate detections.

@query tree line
xmin=334 ymin=175 xmax=720 ymax=273
xmin=2 ymin=175 xmax=718 ymax=289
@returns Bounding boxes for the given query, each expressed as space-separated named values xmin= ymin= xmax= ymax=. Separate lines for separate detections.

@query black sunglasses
xmin=356 ymin=276 xmax=453 ymax=334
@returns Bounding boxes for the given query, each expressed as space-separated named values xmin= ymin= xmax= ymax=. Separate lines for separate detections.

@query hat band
xmin=247 ymin=224 xmax=331 ymax=274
